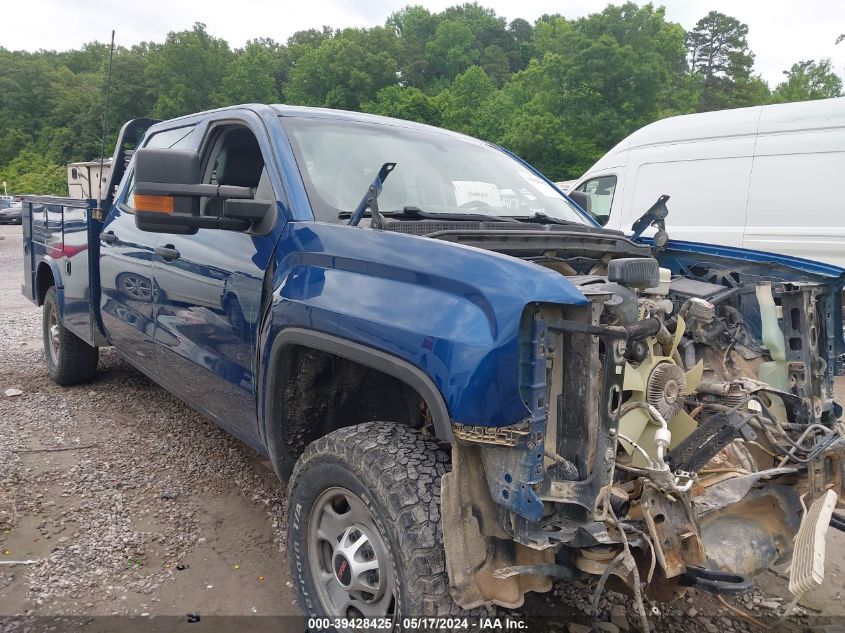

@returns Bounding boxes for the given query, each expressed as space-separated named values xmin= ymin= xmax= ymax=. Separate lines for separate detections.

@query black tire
xmin=288 ymin=422 xmax=460 ymax=622
xmin=42 ymin=286 xmax=99 ymax=385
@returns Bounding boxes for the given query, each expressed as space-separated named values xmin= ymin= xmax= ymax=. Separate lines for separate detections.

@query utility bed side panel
xmin=21 ymin=201 xmax=36 ymax=302
xmin=22 ymin=196 xmax=107 ymax=347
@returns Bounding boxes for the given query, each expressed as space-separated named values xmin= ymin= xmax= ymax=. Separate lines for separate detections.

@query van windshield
xmin=281 ymin=116 xmax=590 ymax=225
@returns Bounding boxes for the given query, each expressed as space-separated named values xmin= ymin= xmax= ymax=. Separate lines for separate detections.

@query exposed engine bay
xmin=430 ymin=223 xmax=845 ymax=624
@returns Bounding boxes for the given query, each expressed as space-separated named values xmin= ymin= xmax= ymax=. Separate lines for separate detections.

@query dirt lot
xmin=1 ymin=223 xmax=843 ymax=632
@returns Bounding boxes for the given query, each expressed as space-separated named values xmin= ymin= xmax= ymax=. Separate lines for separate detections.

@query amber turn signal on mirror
xmin=134 ymin=194 xmax=174 ymax=213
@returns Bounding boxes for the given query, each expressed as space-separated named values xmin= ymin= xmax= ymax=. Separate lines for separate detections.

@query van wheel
xmin=42 ymin=286 xmax=98 ymax=385
xmin=288 ymin=423 xmax=459 ymax=622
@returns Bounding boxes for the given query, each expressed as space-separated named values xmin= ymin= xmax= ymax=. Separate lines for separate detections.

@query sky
xmin=4 ymin=0 xmax=844 ymax=87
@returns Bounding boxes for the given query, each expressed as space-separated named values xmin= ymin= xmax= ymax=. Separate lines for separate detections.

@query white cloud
xmin=5 ymin=0 xmax=844 ymax=86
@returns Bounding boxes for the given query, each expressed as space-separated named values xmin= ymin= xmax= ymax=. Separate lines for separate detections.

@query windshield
xmin=281 ymin=116 xmax=590 ymax=225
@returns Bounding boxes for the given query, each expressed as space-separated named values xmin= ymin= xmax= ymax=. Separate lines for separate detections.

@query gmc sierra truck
xmin=21 ymin=104 xmax=845 ymax=628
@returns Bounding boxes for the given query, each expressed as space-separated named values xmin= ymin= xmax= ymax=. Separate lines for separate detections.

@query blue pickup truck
xmin=21 ymin=104 xmax=845 ymax=624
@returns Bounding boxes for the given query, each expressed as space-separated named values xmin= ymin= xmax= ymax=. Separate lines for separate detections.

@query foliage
xmin=213 ymin=39 xmax=284 ymax=106
xmin=0 ymin=149 xmax=67 ymax=196
xmin=0 ymin=3 xmax=841 ymax=192
xmin=146 ymin=23 xmax=233 ymax=119
xmin=285 ymin=27 xmax=399 ymax=110
xmin=772 ymin=59 xmax=843 ymax=103
xmin=686 ymin=11 xmax=764 ymax=111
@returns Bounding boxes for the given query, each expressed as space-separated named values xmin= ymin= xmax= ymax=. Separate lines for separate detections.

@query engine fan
xmin=618 ymin=315 xmax=703 ymax=467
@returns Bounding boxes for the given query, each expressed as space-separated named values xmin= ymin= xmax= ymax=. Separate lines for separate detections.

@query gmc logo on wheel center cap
xmin=334 ymin=554 xmax=351 ymax=586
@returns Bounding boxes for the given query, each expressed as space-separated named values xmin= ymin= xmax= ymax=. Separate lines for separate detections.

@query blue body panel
xmin=20 ymin=104 xmax=845 ymax=454
xmin=21 ymin=196 xmax=107 ymax=346
xmin=263 ymin=221 xmax=586 ymax=427
xmin=654 ymin=239 xmax=845 ymax=281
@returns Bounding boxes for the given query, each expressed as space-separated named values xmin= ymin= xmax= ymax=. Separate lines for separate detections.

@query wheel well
xmin=36 ymin=263 xmax=55 ymax=306
xmin=268 ymin=345 xmax=430 ymax=469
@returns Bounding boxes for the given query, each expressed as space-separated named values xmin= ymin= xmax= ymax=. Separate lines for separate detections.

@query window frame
xmin=575 ymin=174 xmax=618 ymax=227
xmin=118 ymin=124 xmax=197 ymax=214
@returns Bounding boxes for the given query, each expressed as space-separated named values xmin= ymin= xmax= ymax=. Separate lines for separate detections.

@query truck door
xmin=99 ymin=125 xmax=197 ymax=376
xmin=152 ymin=117 xmax=285 ymax=441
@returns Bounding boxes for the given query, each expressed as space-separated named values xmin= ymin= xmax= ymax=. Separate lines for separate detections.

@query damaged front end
xmin=442 ymin=242 xmax=845 ymax=613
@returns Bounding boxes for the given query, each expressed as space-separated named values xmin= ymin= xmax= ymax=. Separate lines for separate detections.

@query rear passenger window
xmin=575 ymin=175 xmax=617 ymax=226
xmin=123 ymin=125 xmax=197 ymax=211
xmin=145 ymin=126 xmax=196 ymax=150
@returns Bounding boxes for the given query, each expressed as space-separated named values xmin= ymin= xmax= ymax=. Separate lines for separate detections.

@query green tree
xmin=285 ymin=27 xmax=399 ymax=110
xmin=43 ymin=67 xmax=104 ymax=164
xmin=0 ymin=49 xmax=60 ymax=165
xmin=58 ymin=42 xmax=110 ymax=74
xmin=0 ymin=149 xmax=67 ymax=195
xmin=214 ymin=39 xmax=283 ymax=106
xmin=420 ymin=3 xmax=516 ymax=83
xmin=772 ymin=59 xmax=843 ymax=102
xmin=439 ymin=3 xmax=515 ymax=63
xmin=508 ymin=18 xmax=535 ymax=67
xmin=531 ymin=14 xmax=571 ymax=56
xmin=286 ymin=26 xmax=335 ymax=79
xmin=439 ymin=65 xmax=498 ymax=136
xmin=480 ymin=45 xmax=511 ymax=85
xmin=686 ymin=11 xmax=760 ymax=110
xmin=106 ymin=43 xmax=157 ymax=134
xmin=426 ymin=20 xmax=479 ymax=80
xmin=363 ymin=85 xmax=442 ymax=125
xmin=387 ymin=6 xmax=438 ymax=87
xmin=146 ymin=23 xmax=233 ymax=118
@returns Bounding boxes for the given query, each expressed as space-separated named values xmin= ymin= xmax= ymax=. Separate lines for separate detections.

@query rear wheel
xmin=287 ymin=423 xmax=459 ymax=624
xmin=42 ymin=286 xmax=99 ymax=385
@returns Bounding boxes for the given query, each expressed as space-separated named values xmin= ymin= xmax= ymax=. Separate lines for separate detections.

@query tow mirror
xmin=133 ymin=148 xmax=256 ymax=234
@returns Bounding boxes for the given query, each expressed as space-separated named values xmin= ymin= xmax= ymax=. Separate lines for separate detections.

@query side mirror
xmin=133 ymin=148 xmax=256 ymax=234
xmin=569 ymin=190 xmax=592 ymax=215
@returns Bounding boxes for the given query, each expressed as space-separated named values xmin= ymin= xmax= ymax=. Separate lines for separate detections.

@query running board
xmin=789 ymin=490 xmax=838 ymax=598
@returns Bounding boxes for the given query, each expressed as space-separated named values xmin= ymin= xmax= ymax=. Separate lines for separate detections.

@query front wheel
xmin=42 ymin=286 xmax=99 ymax=385
xmin=288 ymin=423 xmax=459 ymax=623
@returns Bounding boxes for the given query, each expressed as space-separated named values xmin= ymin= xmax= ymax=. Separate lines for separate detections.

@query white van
xmin=569 ymin=98 xmax=845 ymax=267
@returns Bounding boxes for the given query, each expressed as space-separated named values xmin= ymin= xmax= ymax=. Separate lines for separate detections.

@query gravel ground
xmin=0 ymin=223 xmax=843 ymax=632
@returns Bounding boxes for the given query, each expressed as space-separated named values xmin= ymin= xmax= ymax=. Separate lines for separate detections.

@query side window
xmin=123 ymin=125 xmax=196 ymax=211
xmin=200 ymin=126 xmax=268 ymax=217
xmin=575 ymin=175 xmax=617 ymax=226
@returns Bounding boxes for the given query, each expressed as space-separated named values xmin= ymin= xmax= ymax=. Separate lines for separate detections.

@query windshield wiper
xmin=339 ymin=205 xmax=513 ymax=224
xmin=384 ymin=206 xmax=514 ymax=223
xmin=503 ymin=211 xmax=579 ymax=226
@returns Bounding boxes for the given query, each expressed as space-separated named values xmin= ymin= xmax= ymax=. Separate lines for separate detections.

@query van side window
xmin=575 ymin=175 xmax=617 ymax=226
xmin=123 ymin=125 xmax=196 ymax=211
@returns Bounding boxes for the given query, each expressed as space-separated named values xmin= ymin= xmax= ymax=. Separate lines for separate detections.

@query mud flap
xmin=789 ymin=489 xmax=838 ymax=599
xmin=442 ymin=441 xmax=553 ymax=609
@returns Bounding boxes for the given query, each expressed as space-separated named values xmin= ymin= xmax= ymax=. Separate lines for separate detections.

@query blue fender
xmin=35 ymin=256 xmax=65 ymax=318
xmin=260 ymin=221 xmax=589 ymax=430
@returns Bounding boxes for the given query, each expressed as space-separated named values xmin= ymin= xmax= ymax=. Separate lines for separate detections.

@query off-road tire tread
xmin=290 ymin=422 xmax=464 ymax=617
xmin=43 ymin=286 xmax=98 ymax=385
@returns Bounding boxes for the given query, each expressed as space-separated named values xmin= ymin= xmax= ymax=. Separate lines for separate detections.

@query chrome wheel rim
xmin=308 ymin=486 xmax=396 ymax=619
xmin=47 ymin=306 xmax=60 ymax=365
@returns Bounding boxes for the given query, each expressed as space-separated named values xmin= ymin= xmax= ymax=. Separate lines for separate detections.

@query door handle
xmin=99 ymin=231 xmax=117 ymax=244
xmin=155 ymin=245 xmax=181 ymax=261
